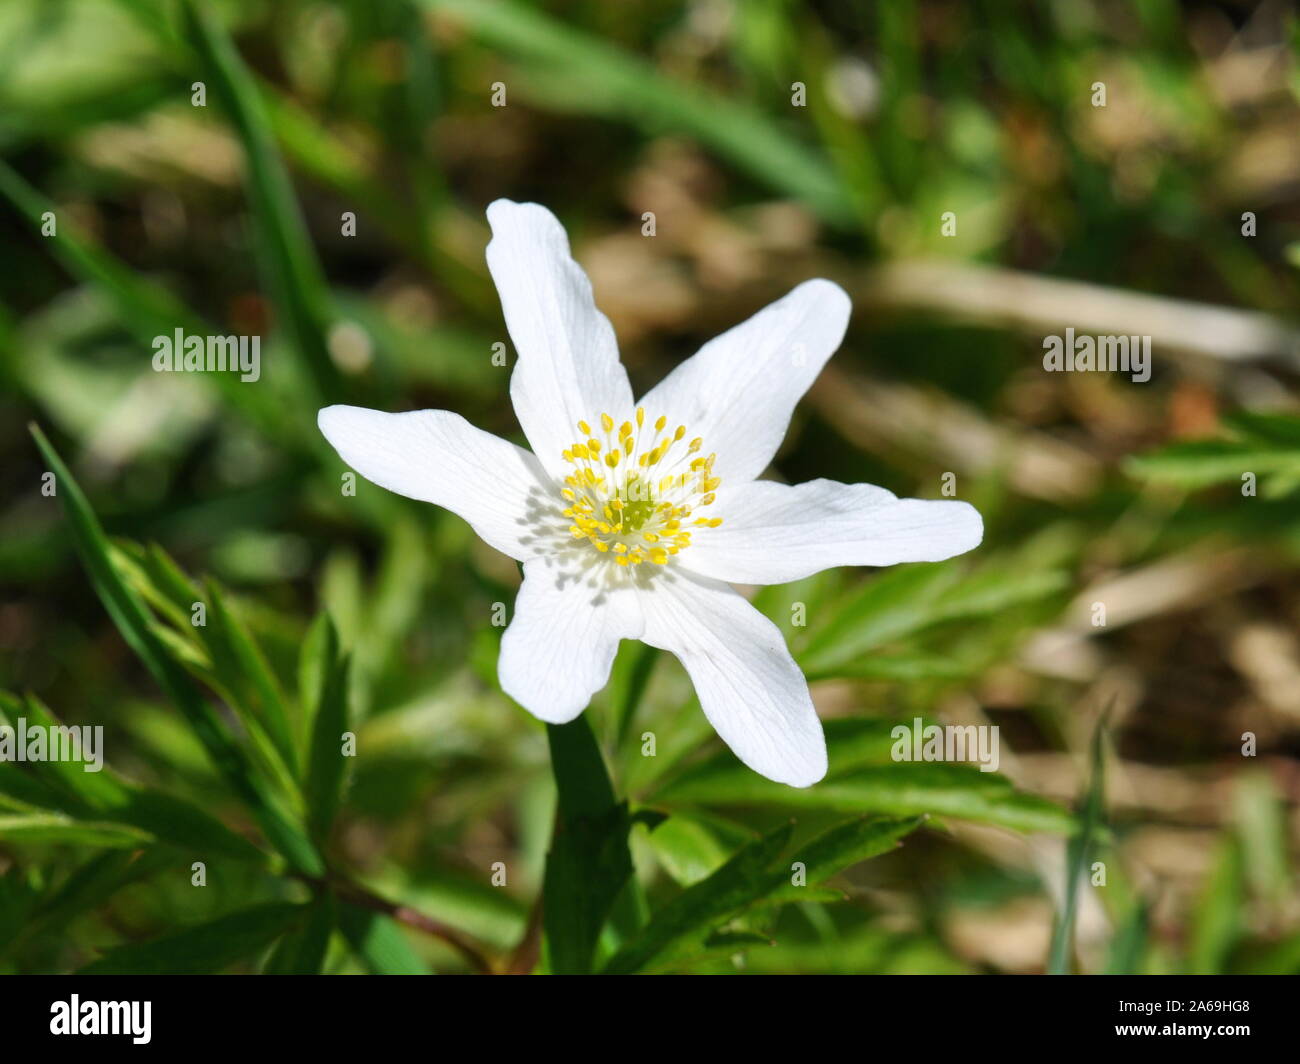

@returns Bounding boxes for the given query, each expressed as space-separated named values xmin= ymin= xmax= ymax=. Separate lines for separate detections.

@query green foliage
xmin=2 ymin=0 xmax=1296 ymax=977
xmin=1129 ymin=412 xmax=1300 ymax=497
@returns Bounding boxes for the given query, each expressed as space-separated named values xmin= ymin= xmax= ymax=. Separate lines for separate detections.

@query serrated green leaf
xmin=5 ymin=692 xmax=266 ymax=864
xmin=762 ymin=816 xmax=923 ymax=904
xmin=602 ymin=823 xmax=793 ymax=974
xmin=656 ymin=761 xmax=1073 ymax=835
xmin=28 ymin=424 xmax=321 ymax=876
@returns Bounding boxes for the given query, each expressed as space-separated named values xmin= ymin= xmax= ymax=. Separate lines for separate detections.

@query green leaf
xmin=800 ymin=561 xmax=1068 ymax=676
xmin=642 ymin=813 xmax=754 ymax=886
xmin=1105 ymin=901 xmax=1151 ymax=975
xmin=1190 ymin=837 xmax=1244 ymax=974
xmin=2 ymin=692 xmax=266 ymax=863
xmin=1127 ymin=439 xmax=1300 ymax=489
xmin=305 ymin=641 xmax=351 ymax=845
xmin=203 ymin=580 xmax=299 ymax=779
xmin=298 ymin=611 xmax=339 ymax=738
xmin=656 ymin=761 xmax=1073 ymax=835
xmin=338 ymin=903 xmax=427 ymax=975
xmin=760 ymin=816 xmax=923 ymax=904
xmin=263 ymin=895 xmax=336 ymax=974
xmin=543 ymin=716 xmax=634 ymax=975
xmin=29 ymin=424 xmax=322 ymax=876
xmin=79 ymin=903 xmax=306 ymax=974
xmin=602 ymin=823 xmax=793 ymax=974
xmin=0 ymin=813 xmax=152 ymax=848
xmin=3 ymin=848 xmax=179 ymax=957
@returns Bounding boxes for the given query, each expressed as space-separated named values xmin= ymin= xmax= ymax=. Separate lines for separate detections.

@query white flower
xmin=318 ymin=200 xmax=983 ymax=787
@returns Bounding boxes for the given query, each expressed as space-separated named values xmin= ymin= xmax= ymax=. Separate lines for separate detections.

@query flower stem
xmin=542 ymin=715 xmax=634 ymax=974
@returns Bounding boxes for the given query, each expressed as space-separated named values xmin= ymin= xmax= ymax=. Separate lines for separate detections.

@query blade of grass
xmin=1048 ymin=711 xmax=1108 ymax=974
xmin=428 ymin=0 xmax=855 ymax=225
xmin=179 ymin=0 xmax=340 ymax=402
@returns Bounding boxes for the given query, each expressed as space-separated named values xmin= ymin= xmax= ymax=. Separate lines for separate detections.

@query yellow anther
xmin=560 ymin=412 xmax=719 ymax=569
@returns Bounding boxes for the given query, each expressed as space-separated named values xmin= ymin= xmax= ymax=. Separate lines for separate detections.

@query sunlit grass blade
xmin=29 ymin=423 xmax=323 ymax=876
xmin=0 ymin=813 xmax=153 ymax=848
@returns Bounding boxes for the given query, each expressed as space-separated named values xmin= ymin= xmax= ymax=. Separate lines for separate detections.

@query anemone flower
xmin=319 ymin=200 xmax=983 ymax=786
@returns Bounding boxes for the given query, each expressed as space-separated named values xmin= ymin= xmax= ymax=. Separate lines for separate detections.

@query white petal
xmin=486 ymin=200 xmax=634 ymax=476
xmin=499 ymin=559 xmax=645 ymax=724
xmin=683 ymin=478 xmax=983 ymax=585
xmin=636 ymin=279 xmax=850 ymax=485
xmin=639 ymin=569 xmax=826 ymax=787
xmin=318 ymin=405 xmax=555 ymax=561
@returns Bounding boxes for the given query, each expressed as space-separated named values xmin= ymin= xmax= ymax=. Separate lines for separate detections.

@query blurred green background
xmin=1 ymin=0 xmax=1298 ymax=974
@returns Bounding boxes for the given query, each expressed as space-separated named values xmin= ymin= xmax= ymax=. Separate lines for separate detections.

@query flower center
xmin=560 ymin=407 xmax=722 ymax=566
